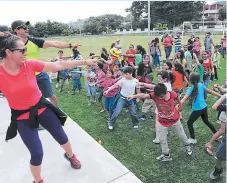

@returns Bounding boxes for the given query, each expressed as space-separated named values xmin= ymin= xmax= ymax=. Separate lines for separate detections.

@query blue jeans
xmin=203 ymin=75 xmax=210 ymax=88
xmin=164 ymin=46 xmax=172 ymax=60
xmin=85 ymin=84 xmax=96 ymax=97
xmin=36 ymin=72 xmax=54 ymax=98
xmin=109 ymin=96 xmax=139 ymax=127
xmin=203 ymin=76 xmax=210 ymax=99
xmin=154 ymin=50 xmax=160 ymax=68
xmin=175 ymin=46 xmax=181 ymax=53
xmin=104 ymin=97 xmax=115 ymax=112
xmin=221 ymin=47 xmax=226 ymax=57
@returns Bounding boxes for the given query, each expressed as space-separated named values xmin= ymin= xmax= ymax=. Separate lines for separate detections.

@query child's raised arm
xmin=104 ymin=82 xmax=120 ymax=95
xmin=206 ymin=88 xmax=222 ymax=97
xmin=181 ymin=94 xmax=190 ymax=104
xmin=90 ymin=80 xmax=103 ymax=86
xmin=212 ymin=94 xmax=227 ymax=110
xmin=193 ymin=53 xmax=200 ymax=65
xmin=127 ymin=93 xmax=150 ymax=100
xmin=140 ymin=82 xmax=156 ymax=89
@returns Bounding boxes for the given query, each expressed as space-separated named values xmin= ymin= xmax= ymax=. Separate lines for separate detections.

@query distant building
xmin=204 ymin=1 xmax=225 ymax=21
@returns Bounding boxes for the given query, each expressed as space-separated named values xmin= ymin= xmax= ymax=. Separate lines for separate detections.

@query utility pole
xmin=148 ymin=0 xmax=151 ymax=56
xmin=202 ymin=2 xmax=205 ymax=31
xmin=131 ymin=9 xmax=133 ymax=33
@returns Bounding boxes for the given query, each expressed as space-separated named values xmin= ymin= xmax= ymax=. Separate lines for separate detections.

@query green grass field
xmin=41 ymin=35 xmax=226 ymax=183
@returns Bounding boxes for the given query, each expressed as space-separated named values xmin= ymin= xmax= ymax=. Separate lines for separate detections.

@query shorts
xmin=219 ymin=111 xmax=227 ymax=123
xmin=73 ymin=79 xmax=82 ymax=89
xmin=36 ymin=74 xmax=54 ymax=98
xmin=216 ymin=136 xmax=226 ymax=161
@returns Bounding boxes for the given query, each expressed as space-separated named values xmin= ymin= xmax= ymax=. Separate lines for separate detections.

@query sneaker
xmin=188 ymin=138 xmax=197 ymax=144
xmin=156 ymin=154 xmax=172 ymax=162
xmin=88 ymin=101 xmax=91 ymax=106
xmin=185 ymin=145 xmax=192 ymax=155
xmin=216 ymin=120 xmax=221 ymax=124
xmin=209 ymin=167 xmax=223 ymax=180
xmin=138 ymin=117 xmax=145 ymax=121
xmin=100 ymin=109 xmax=105 ymax=113
xmin=56 ymin=83 xmax=59 ymax=89
xmin=108 ymin=126 xmax=113 ymax=130
xmin=153 ymin=137 xmax=160 ymax=144
xmin=149 ymin=115 xmax=154 ymax=119
xmin=64 ymin=153 xmax=81 ymax=169
xmin=38 ymin=125 xmax=45 ymax=131
xmin=133 ymin=125 xmax=139 ymax=129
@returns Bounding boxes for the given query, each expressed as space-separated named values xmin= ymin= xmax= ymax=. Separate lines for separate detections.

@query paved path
xmin=0 ymin=98 xmax=143 ymax=183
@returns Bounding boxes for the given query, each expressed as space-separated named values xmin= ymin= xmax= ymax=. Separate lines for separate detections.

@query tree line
xmin=23 ymin=1 xmax=225 ymax=37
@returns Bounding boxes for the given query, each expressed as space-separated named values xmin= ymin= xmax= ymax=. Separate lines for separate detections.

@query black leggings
xmin=187 ymin=107 xmax=217 ymax=139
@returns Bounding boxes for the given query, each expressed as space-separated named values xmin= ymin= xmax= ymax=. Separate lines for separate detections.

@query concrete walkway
xmin=0 ymin=98 xmax=143 ymax=183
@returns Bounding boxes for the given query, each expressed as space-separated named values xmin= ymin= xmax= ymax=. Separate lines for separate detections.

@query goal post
xmin=182 ymin=21 xmax=227 ymax=40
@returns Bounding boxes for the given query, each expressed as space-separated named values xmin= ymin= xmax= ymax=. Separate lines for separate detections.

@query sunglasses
xmin=10 ymin=47 xmax=27 ymax=54
xmin=15 ymin=24 xmax=27 ymax=30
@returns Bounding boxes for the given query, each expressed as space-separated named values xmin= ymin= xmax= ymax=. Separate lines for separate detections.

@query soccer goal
xmin=182 ymin=21 xmax=227 ymax=40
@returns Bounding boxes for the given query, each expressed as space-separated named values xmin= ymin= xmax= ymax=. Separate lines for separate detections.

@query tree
xmin=28 ymin=20 xmax=75 ymax=37
xmin=83 ymin=14 xmax=124 ymax=34
xmin=129 ymin=1 xmax=204 ymax=28
xmin=219 ymin=5 xmax=226 ymax=21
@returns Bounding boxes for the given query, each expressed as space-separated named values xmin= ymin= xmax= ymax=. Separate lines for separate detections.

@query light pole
xmin=130 ymin=8 xmax=133 ymax=33
xmin=148 ymin=0 xmax=151 ymax=56
xmin=202 ymin=2 xmax=205 ymax=31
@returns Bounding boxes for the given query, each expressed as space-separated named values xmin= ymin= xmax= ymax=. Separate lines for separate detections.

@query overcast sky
xmin=0 ymin=1 xmax=132 ymax=26
xmin=0 ymin=1 xmax=217 ymax=27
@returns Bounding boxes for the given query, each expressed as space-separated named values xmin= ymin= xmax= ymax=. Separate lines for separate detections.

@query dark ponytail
xmin=169 ymin=72 xmax=175 ymax=84
xmin=136 ymin=45 xmax=146 ymax=56
xmin=165 ymin=61 xmax=172 ymax=70
xmin=189 ymin=72 xmax=200 ymax=102
xmin=157 ymin=70 xmax=175 ymax=84
xmin=97 ymin=61 xmax=106 ymax=74
xmin=174 ymin=62 xmax=186 ymax=76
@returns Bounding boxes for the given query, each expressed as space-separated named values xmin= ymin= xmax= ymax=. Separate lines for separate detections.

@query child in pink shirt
xmin=95 ymin=62 xmax=106 ymax=112
xmin=193 ymin=37 xmax=201 ymax=57
xmin=94 ymin=70 xmax=118 ymax=121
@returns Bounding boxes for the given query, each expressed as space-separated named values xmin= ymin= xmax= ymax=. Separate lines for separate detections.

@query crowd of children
xmin=50 ymin=34 xmax=226 ymax=180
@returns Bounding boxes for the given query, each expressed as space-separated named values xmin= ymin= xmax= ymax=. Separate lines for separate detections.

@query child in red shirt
xmin=127 ymin=83 xmax=192 ymax=162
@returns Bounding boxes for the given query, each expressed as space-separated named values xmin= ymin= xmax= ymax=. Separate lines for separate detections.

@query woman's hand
xmin=71 ymin=43 xmax=82 ymax=48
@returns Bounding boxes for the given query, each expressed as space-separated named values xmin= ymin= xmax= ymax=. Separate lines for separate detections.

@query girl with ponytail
xmin=181 ymin=72 xmax=221 ymax=144
xmin=172 ymin=62 xmax=188 ymax=98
